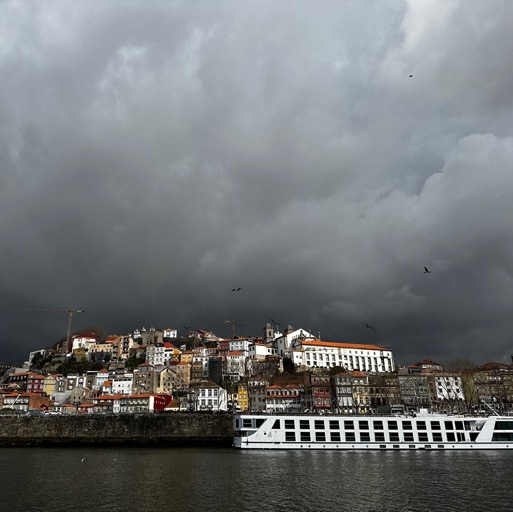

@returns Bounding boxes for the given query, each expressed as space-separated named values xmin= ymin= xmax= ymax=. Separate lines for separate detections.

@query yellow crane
xmin=29 ymin=308 xmax=85 ymax=353
xmin=224 ymin=319 xmax=263 ymax=338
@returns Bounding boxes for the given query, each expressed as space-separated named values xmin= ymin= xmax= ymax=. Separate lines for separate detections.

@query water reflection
xmin=1 ymin=448 xmax=512 ymax=512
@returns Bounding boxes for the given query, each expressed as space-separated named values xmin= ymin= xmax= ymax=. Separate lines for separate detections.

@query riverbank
xmin=0 ymin=413 xmax=234 ymax=447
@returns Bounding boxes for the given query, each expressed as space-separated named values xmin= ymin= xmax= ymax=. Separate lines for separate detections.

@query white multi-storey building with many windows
xmin=286 ymin=339 xmax=395 ymax=373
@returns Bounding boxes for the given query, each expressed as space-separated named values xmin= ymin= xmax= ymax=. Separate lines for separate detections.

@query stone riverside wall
xmin=0 ymin=413 xmax=234 ymax=447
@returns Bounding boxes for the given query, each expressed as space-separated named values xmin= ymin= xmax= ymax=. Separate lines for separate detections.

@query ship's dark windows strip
xmin=300 ymin=420 xmax=309 ymax=430
xmin=361 ymin=433 xmax=371 ymax=442
xmin=375 ymin=432 xmax=385 ymax=442
xmin=344 ymin=421 xmax=354 ymax=430
xmin=285 ymin=420 xmax=295 ymax=430
xmin=417 ymin=421 xmax=427 ymax=430
xmin=346 ymin=432 xmax=356 ymax=442
xmin=286 ymin=432 xmax=296 ymax=442
xmin=445 ymin=421 xmax=453 ymax=430
xmin=455 ymin=421 xmax=464 ymax=430
xmin=272 ymin=419 xmax=280 ymax=429
xmin=403 ymin=421 xmax=412 ymax=430
xmin=390 ymin=433 xmax=400 ymax=442
xmin=419 ymin=433 xmax=428 ymax=442
xmin=495 ymin=421 xmax=513 ymax=430
xmin=492 ymin=433 xmax=513 ymax=441
xmin=433 ymin=433 xmax=443 ymax=442
xmin=447 ymin=432 xmax=456 ymax=442
xmin=388 ymin=420 xmax=398 ymax=430
xmin=374 ymin=421 xmax=384 ymax=430
xmin=329 ymin=420 xmax=339 ymax=430
xmin=404 ymin=433 xmax=414 ymax=442
xmin=243 ymin=419 xmax=252 ymax=427
xmin=301 ymin=432 xmax=311 ymax=442
xmin=316 ymin=432 xmax=326 ymax=442
xmin=315 ymin=420 xmax=324 ymax=430
xmin=431 ymin=421 xmax=441 ymax=430
xmin=331 ymin=432 xmax=341 ymax=442
xmin=359 ymin=420 xmax=369 ymax=430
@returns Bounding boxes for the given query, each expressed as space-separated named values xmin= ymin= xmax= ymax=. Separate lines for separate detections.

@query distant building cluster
xmin=0 ymin=323 xmax=512 ymax=416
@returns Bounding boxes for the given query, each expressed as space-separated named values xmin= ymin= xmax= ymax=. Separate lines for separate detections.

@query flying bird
xmin=409 ymin=74 xmax=413 ymax=77
xmin=231 ymin=288 xmax=242 ymax=292
xmin=364 ymin=323 xmax=376 ymax=331
xmin=424 ymin=266 xmax=431 ymax=274
xmin=183 ymin=325 xmax=191 ymax=330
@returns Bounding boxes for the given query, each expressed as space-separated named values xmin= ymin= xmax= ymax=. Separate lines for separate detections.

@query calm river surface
xmin=1 ymin=447 xmax=512 ymax=512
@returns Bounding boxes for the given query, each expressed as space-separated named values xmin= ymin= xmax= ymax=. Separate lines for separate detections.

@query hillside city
xmin=0 ymin=322 xmax=511 ymax=416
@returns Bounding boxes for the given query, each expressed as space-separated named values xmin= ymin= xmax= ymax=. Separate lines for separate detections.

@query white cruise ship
xmin=233 ymin=412 xmax=513 ymax=450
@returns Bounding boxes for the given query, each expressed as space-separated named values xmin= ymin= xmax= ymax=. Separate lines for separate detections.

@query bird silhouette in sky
xmin=183 ymin=325 xmax=191 ymax=330
xmin=424 ymin=266 xmax=431 ymax=274
xmin=231 ymin=288 xmax=242 ymax=292
xmin=365 ymin=323 xmax=376 ymax=331
xmin=409 ymin=74 xmax=413 ymax=77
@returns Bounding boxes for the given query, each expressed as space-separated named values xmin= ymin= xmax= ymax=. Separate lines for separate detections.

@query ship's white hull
xmin=233 ymin=413 xmax=513 ymax=450
xmin=233 ymin=439 xmax=512 ymax=450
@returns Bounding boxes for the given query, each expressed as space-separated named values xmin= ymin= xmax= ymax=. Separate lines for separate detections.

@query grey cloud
xmin=1 ymin=1 xmax=513 ymax=366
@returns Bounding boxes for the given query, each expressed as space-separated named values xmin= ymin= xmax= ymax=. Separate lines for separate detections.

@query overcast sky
xmin=1 ymin=0 xmax=513 ymax=366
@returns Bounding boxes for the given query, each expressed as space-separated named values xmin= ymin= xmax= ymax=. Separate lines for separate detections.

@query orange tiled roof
xmin=301 ymin=340 xmax=387 ymax=351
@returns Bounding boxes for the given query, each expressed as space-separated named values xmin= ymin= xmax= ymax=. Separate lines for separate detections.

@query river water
xmin=1 ymin=447 xmax=511 ymax=512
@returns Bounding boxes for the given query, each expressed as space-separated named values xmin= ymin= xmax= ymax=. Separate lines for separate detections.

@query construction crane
xmin=29 ymin=308 xmax=85 ymax=354
xmin=224 ymin=319 xmax=263 ymax=338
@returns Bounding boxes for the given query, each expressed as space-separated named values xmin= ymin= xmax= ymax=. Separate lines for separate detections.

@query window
xmin=361 ymin=433 xmax=370 ymax=442
xmin=496 ymin=421 xmax=513 ymax=430
xmin=331 ymin=432 xmax=341 ymax=442
xmin=455 ymin=421 xmax=464 ymax=430
xmin=447 ymin=432 xmax=456 ymax=442
xmin=404 ymin=433 xmax=414 ymax=442
xmin=389 ymin=432 xmax=399 ymax=442
xmin=243 ymin=419 xmax=252 ymax=428
xmin=388 ymin=420 xmax=398 ymax=430
xmin=300 ymin=420 xmax=310 ymax=430
xmin=346 ymin=432 xmax=356 ymax=442
xmin=445 ymin=421 xmax=453 ymax=430
xmin=329 ymin=420 xmax=339 ymax=430
xmin=301 ymin=432 xmax=311 ymax=442
xmin=418 ymin=433 xmax=428 ymax=442
xmin=373 ymin=421 xmax=384 ymax=430
xmin=344 ymin=420 xmax=354 ymax=430
xmin=315 ymin=420 xmax=325 ymax=430
xmin=375 ymin=432 xmax=385 ymax=442
xmin=359 ymin=420 xmax=369 ymax=430
xmin=272 ymin=419 xmax=280 ymax=429
xmin=431 ymin=421 xmax=441 ymax=430
xmin=433 ymin=433 xmax=443 ymax=442
xmin=285 ymin=420 xmax=295 ymax=430
xmin=403 ymin=421 xmax=412 ymax=430
xmin=417 ymin=421 xmax=427 ymax=430
xmin=316 ymin=432 xmax=326 ymax=442
xmin=286 ymin=432 xmax=296 ymax=442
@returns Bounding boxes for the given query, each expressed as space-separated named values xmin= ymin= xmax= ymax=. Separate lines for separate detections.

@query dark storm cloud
xmin=1 ymin=0 xmax=513 ymax=366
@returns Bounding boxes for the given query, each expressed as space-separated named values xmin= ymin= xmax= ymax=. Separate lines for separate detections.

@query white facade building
xmin=274 ymin=327 xmax=315 ymax=356
xmin=111 ymin=374 xmax=134 ymax=395
xmin=287 ymin=340 xmax=395 ymax=373
xmin=194 ymin=383 xmax=228 ymax=412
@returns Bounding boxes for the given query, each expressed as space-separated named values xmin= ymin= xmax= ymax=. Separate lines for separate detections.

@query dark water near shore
xmin=1 ymin=447 xmax=512 ymax=512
